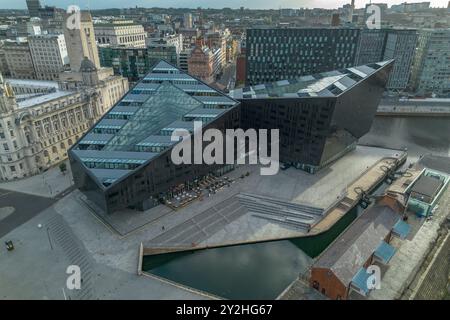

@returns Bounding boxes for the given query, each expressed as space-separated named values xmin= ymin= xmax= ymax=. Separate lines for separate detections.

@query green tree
xmin=59 ymin=162 xmax=67 ymax=174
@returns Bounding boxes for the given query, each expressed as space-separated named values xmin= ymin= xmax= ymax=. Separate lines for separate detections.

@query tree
xmin=59 ymin=162 xmax=67 ymax=175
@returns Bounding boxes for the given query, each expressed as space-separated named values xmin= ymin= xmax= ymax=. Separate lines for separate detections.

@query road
xmin=0 ymin=189 xmax=56 ymax=238
xmin=216 ymin=62 xmax=236 ymax=89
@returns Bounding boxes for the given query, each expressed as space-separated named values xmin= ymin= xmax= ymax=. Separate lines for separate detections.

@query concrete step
xmin=237 ymin=197 xmax=317 ymax=221
xmin=252 ymin=213 xmax=311 ymax=231
xmin=239 ymin=193 xmax=324 ymax=216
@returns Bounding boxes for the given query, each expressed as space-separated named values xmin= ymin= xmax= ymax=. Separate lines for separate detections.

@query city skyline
xmin=1 ymin=0 xmax=449 ymax=10
xmin=0 ymin=0 xmax=449 ymax=304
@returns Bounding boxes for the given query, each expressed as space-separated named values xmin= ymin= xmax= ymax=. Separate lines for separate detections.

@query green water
xmin=142 ymin=181 xmax=389 ymax=299
xmin=142 ymin=207 xmax=361 ymax=299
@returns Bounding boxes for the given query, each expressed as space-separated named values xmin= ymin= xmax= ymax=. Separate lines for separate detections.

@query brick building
xmin=310 ymin=195 xmax=407 ymax=299
xmin=187 ymin=46 xmax=214 ymax=84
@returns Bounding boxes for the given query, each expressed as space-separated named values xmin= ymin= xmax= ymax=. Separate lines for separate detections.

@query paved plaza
xmin=0 ymin=160 xmax=74 ymax=199
xmin=0 ymin=145 xmax=409 ymax=299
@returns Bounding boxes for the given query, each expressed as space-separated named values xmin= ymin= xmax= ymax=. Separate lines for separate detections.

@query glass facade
xmin=246 ymin=28 xmax=360 ymax=86
xmin=70 ymin=60 xmax=394 ymax=214
xmin=69 ymin=60 xmax=240 ymax=214
xmin=232 ymin=60 xmax=394 ymax=173
xmin=99 ymin=46 xmax=178 ymax=82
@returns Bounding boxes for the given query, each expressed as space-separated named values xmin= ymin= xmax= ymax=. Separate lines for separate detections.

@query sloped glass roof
xmin=103 ymin=82 xmax=203 ymax=151
xmin=71 ymin=60 xmax=239 ymax=187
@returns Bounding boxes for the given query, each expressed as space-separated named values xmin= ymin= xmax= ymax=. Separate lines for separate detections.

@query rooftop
xmin=313 ymin=202 xmax=401 ymax=286
xmin=6 ymin=78 xmax=74 ymax=109
xmin=230 ymin=60 xmax=393 ymax=99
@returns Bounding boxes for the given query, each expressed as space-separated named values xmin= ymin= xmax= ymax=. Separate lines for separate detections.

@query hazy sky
xmin=1 ymin=0 xmax=449 ymax=10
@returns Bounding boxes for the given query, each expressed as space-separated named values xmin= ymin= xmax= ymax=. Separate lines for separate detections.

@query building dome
xmin=79 ymin=57 xmax=97 ymax=73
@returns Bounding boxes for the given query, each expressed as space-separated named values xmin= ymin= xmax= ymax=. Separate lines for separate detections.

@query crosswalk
xmin=46 ymin=214 xmax=96 ymax=300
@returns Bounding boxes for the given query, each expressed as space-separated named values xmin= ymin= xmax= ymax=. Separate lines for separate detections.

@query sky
xmin=1 ymin=0 xmax=449 ymax=10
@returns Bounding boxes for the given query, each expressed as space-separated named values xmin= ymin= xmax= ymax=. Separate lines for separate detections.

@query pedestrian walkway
xmin=369 ymin=188 xmax=450 ymax=300
xmin=0 ymin=160 xmax=73 ymax=198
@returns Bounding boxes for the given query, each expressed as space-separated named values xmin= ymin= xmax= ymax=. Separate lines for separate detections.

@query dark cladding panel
xmin=240 ymin=97 xmax=336 ymax=167
xmin=330 ymin=62 xmax=393 ymax=139
xmin=69 ymin=154 xmax=108 ymax=213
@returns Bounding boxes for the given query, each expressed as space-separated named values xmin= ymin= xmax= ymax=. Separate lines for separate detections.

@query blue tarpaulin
xmin=374 ymin=241 xmax=396 ymax=264
xmin=393 ymin=219 xmax=411 ymax=239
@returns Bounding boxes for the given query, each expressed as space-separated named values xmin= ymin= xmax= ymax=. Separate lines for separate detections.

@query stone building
xmin=94 ymin=20 xmax=146 ymax=48
xmin=64 ymin=11 xmax=100 ymax=73
xmin=28 ymin=34 xmax=69 ymax=81
xmin=0 ymin=11 xmax=129 ymax=181
xmin=0 ymin=62 xmax=127 ymax=181
xmin=3 ymin=40 xmax=36 ymax=80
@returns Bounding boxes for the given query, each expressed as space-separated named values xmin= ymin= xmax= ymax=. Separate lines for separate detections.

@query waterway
xmin=361 ymin=116 xmax=450 ymax=161
xmin=143 ymin=116 xmax=450 ymax=299
xmin=142 ymin=182 xmax=388 ymax=299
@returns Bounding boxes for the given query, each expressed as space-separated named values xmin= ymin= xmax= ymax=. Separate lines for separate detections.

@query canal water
xmin=143 ymin=117 xmax=450 ymax=299
xmin=361 ymin=116 xmax=450 ymax=160
xmin=142 ymin=183 xmax=388 ymax=299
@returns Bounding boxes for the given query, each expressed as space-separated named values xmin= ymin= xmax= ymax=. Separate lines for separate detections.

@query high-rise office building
xmin=356 ymin=28 xmax=418 ymax=91
xmin=179 ymin=48 xmax=193 ymax=72
xmin=355 ymin=29 xmax=387 ymax=65
xmin=183 ymin=13 xmax=193 ymax=29
xmin=28 ymin=34 xmax=69 ymax=81
xmin=245 ymin=28 xmax=360 ymax=85
xmin=382 ymin=29 xmax=418 ymax=91
xmin=411 ymin=29 xmax=450 ymax=96
xmin=247 ymin=27 xmax=417 ymax=92
xmin=26 ymin=0 xmax=41 ymax=18
xmin=3 ymin=40 xmax=36 ymax=79
xmin=99 ymin=45 xmax=178 ymax=83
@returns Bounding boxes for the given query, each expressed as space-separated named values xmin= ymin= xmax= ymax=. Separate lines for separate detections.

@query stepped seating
xmin=236 ymin=193 xmax=324 ymax=231
xmin=239 ymin=193 xmax=324 ymax=216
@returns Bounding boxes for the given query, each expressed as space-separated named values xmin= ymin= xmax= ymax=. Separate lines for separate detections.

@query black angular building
xmin=231 ymin=60 xmax=394 ymax=173
xmin=69 ymin=60 xmax=393 ymax=214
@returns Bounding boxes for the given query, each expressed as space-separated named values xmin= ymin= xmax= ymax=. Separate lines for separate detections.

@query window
xmin=3 ymin=143 xmax=9 ymax=151
xmin=10 ymin=166 xmax=16 ymax=172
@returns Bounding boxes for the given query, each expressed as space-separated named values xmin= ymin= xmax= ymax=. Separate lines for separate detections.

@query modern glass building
xmin=231 ymin=60 xmax=394 ymax=173
xmin=246 ymin=28 xmax=416 ymax=92
xmin=98 ymin=46 xmax=178 ymax=83
xmin=70 ymin=60 xmax=394 ymax=214
xmin=69 ymin=61 xmax=240 ymax=214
